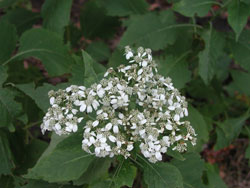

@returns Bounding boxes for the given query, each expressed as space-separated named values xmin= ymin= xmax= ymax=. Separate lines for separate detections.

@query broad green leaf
xmin=214 ymin=112 xmax=250 ymax=150
xmin=70 ymin=55 xmax=85 ymax=85
xmin=165 ymin=28 xmax=193 ymax=56
xmin=173 ymin=0 xmax=215 ymax=17
xmin=184 ymin=105 xmax=209 ymax=152
xmin=0 ymin=21 xmax=17 ymax=64
xmin=198 ymin=27 xmax=225 ymax=84
xmin=167 ymin=149 xmax=185 ymax=161
xmin=38 ymin=133 xmax=69 ymax=160
xmin=22 ymin=180 xmax=59 ymax=188
xmin=80 ymin=1 xmax=120 ymax=39
xmin=82 ymin=50 xmax=99 ymax=87
xmin=82 ymin=50 xmax=106 ymax=87
xmin=185 ymin=79 xmax=227 ymax=118
xmin=0 ymin=131 xmax=14 ymax=175
xmin=15 ymin=28 xmax=73 ymax=76
xmin=24 ymin=132 xmax=94 ymax=183
xmin=74 ymin=158 xmax=112 ymax=185
xmin=157 ymin=54 xmax=191 ymax=89
xmin=0 ymin=65 xmax=8 ymax=85
xmin=6 ymin=60 xmax=44 ymax=85
xmin=171 ymin=153 xmax=205 ymax=188
xmin=112 ymin=160 xmax=137 ymax=188
xmin=16 ymin=82 xmax=69 ymax=113
xmin=230 ymin=30 xmax=250 ymax=72
xmin=103 ymin=0 xmax=149 ymax=16
xmin=18 ymin=139 xmax=48 ymax=174
xmin=0 ymin=175 xmax=14 ymax=188
xmin=90 ymin=180 xmax=111 ymax=188
xmin=230 ymin=70 xmax=250 ymax=95
xmin=1 ymin=8 xmax=40 ymax=35
xmin=242 ymin=0 xmax=250 ymax=4
xmin=0 ymin=0 xmax=17 ymax=8
xmin=86 ymin=41 xmax=111 ymax=62
xmin=41 ymin=0 xmax=73 ymax=37
xmin=205 ymin=163 xmax=227 ymax=188
xmin=120 ymin=11 xmax=178 ymax=50
xmin=227 ymin=0 xmax=250 ymax=40
xmin=140 ymin=155 xmax=183 ymax=188
xmin=107 ymin=48 xmax=127 ymax=68
xmin=23 ymin=179 xmax=80 ymax=188
xmin=0 ymin=88 xmax=22 ymax=129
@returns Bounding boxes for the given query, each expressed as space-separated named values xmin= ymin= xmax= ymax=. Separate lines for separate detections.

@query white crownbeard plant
xmin=41 ymin=46 xmax=197 ymax=163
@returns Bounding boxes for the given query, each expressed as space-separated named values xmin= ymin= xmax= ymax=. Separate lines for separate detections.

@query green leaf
xmin=80 ymin=1 xmax=120 ymax=39
xmin=227 ymin=0 xmax=250 ymax=40
xmin=0 ymin=21 xmax=17 ymax=64
xmin=19 ymin=139 xmax=48 ymax=174
xmin=198 ymin=27 xmax=225 ymax=84
xmin=16 ymin=82 xmax=68 ymax=113
xmin=0 ymin=175 xmax=14 ymax=188
xmin=167 ymin=149 xmax=185 ymax=161
xmin=140 ymin=155 xmax=183 ymax=188
xmin=184 ymin=105 xmax=209 ymax=152
xmin=74 ymin=158 xmax=112 ymax=185
xmin=0 ymin=131 xmax=15 ymax=175
xmin=41 ymin=0 xmax=73 ymax=37
xmin=103 ymin=0 xmax=149 ymax=16
xmin=107 ymin=48 xmax=127 ymax=68
xmin=242 ymin=0 xmax=250 ymax=4
xmin=86 ymin=41 xmax=111 ymax=62
xmin=70 ymin=55 xmax=85 ymax=85
xmin=22 ymin=180 xmax=59 ymax=188
xmin=0 ymin=0 xmax=17 ymax=8
xmin=214 ymin=112 xmax=250 ymax=150
xmin=205 ymin=163 xmax=227 ymax=188
xmin=230 ymin=30 xmax=250 ymax=72
xmin=1 ymin=8 xmax=40 ymax=36
xmin=230 ymin=70 xmax=250 ymax=96
xmin=112 ymin=159 xmax=137 ymax=188
xmin=171 ymin=153 xmax=205 ymax=188
xmin=82 ymin=50 xmax=106 ymax=87
xmin=165 ymin=28 xmax=193 ymax=56
xmin=13 ymin=28 xmax=73 ymax=76
xmin=157 ymin=54 xmax=191 ymax=89
xmin=24 ymin=132 xmax=94 ymax=183
xmin=120 ymin=11 xmax=178 ymax=50
xmin=0 ymin=66 xmax=8 ymax=86
xmin=23 ymin=179 xmax=80 ymax=188
xmin=0 ymin=88 xmax=22 ymax=129
xmin=173 ymin=0 xmax=215 ymax=17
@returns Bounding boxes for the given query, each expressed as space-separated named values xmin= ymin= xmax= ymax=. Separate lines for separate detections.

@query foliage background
xmin=0 ymin=0 xmax=250 ymax=187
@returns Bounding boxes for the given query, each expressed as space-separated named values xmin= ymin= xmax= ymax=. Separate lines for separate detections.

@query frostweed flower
xmin=41 ymin=46 xmax=197 ymax=163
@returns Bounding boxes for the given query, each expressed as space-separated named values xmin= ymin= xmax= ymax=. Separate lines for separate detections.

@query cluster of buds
xmin=41 ymin=46 xmax=197 ymax=163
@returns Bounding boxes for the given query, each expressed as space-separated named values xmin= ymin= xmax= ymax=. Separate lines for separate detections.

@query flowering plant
xmin=41 ymin=46 xmax=197 ymax=163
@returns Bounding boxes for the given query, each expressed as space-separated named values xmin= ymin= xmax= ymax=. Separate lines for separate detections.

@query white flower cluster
xmin=41 ymin=46 xmax=197 ymax=163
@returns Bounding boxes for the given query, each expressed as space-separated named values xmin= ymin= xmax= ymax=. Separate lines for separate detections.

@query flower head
xmin=41 ymin=46 xmax=197 ymax=163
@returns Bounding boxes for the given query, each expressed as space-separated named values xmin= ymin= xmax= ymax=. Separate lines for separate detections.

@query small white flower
xmin=165 ymin=123 xmax=173 ymax=130
xmin=127 ymin=144 xmax=134 ymax=151
xmin=126 ymin=51 xmax=133 ymax=60
xmin=109 ymin=135 xmax=116 ymax=142
xmin=113 ymin=125 xmax=119 ymax=133
xmin=105 ymin=123 xmax=112 ymax=131
xmin=93 ymin=120 xmax=99 ymax=127
xmin=50 ymin=97 xmax=55 ymax=105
